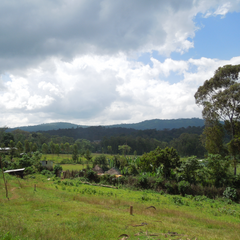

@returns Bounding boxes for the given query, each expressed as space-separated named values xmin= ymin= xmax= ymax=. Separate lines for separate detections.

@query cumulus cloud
xmin=0 ymin=0 xmax=240 ymax=127
xmin=0 ymin=0 xmax=239 ymax=73
xmin=1 ymin=55 xmax=240 ymax=127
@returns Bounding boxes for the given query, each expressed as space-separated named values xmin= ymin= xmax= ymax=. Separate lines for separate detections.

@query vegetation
xmin=1 ymin=174 xmax=240 ymax=240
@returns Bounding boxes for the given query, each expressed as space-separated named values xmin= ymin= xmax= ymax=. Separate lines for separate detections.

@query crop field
xmin=1 ymin=173 xmax=240 ymax=240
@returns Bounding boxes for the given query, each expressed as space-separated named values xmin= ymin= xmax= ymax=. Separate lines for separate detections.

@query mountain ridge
xmin=6 ymin=118 xmax=205 ymax=132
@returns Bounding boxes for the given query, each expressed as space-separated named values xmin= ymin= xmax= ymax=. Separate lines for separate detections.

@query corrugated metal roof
xmin=4 ymin=168 xmax=25 ymax=173
xmin=0 ymin=147 xmax=18 ymax=150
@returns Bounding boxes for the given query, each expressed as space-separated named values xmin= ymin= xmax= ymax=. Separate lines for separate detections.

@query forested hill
xmin=7 ymin=118 xmax=205 ymax=132
xmin=107 ymin=118 xmax=204 ymax=130
xmin=7 ymin=122 xmax=82 ymax=132
xmin=38 ymin=125 xmax=204 ymax=142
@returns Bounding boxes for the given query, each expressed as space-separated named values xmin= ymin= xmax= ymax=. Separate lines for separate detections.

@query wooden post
xmin=0 ymin=156 xmax=9 ymax=200
xmin=130 ymin=206 xmax=133 ymax=215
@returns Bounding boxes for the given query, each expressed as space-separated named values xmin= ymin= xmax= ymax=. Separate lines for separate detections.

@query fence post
xmin=130 ymin=206 xmax=133 ymax=215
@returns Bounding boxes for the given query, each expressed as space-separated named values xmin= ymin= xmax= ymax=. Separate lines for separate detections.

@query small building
xmin=0 ymin=147 xmax=18 ymax=154
xmin=92 ymin=165 xmax=104 ymax=175
xmin=4 ymin=168 xmax=25 ymax=178
xmin=104 ymin=167 xmax=121 ymax=176
xmin=40 ymin=160 xmax=53 ymax=170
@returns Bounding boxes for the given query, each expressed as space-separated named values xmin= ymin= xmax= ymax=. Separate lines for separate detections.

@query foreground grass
xmin=1 ymin=174 xmax=240 ymax=239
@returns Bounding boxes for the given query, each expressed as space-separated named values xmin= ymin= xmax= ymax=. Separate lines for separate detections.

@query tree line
xmin=0 ymin=125 xmax=206 ymax=158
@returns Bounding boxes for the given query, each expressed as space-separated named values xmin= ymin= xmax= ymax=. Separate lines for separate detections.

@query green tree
xmin=195 ymin=64 xmax=240 ymax=137
xmin=0 ymin=126 xmax=8 ymax=144
xmin=201 ymin=120 xmax=227 ymax=156
xmin=8 ymin=140 xmax=15 ymax=160
xmin=32 ymin=142 xmax=38 ymax=152
xmin=55 ymin=144 xmax=60 ymax=156
xmin=195 ymin=64 xmax=240 ymax=174
xmin=72 ymin=144 xmax=78 ymax=163
xmin=16 ymin=141 xmax=23 ymax=154
xmin=29 ymin=142 xmax=33 ymax=153
xmin=3 ymin=133 xmax=14 ymax=147
xmin=49 ymin=141 xmax=55 ymax=155
xmin=75 ymin=139 xmax=92 ymax=155
xmin=42 ymin=143 xmax=48 ymax=154
xmin=60 ymin=143 xmax=65 ymax=153
xmin=118 ymin=144 xmax=131 ymax=156
xmin=178 ymin=156 xmax=201 ymax=184
xmin=139 ymin=147 xmax=181 ymax=179
xmin=84 ymin=149 xmax=92 ymax=163
xmin=107 ymin=146 xmax=112 ymax=155
xmin=206 ymin=154 xmax=231 ymax=188
xmin=64 ymin=142 xmax=70 ymax=154
xmin=93 ymin=154 xmax=108 ymax=170
xmin=24 ymin=140 xmax=30 ymax=153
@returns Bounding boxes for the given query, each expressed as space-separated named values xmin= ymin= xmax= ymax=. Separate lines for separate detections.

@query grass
xmin=60 ymin=164 xmax=87 ymax=171
xmin=1 ymin=173 xmax=240 ymax=239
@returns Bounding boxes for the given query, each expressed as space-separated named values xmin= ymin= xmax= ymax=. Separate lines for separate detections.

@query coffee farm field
xmin=1 ymin=173 xmax=240 ymax=240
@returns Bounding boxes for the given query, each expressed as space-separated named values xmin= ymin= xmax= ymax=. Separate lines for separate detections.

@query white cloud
xmin=0 ymin=0 xmax=240 ymax=127
xmin=1 ymin=54 xmax=240 ymax=127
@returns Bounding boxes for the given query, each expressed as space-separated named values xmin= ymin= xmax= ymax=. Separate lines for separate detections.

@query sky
xmin=0 ymin=0 xmax=240 ymax=128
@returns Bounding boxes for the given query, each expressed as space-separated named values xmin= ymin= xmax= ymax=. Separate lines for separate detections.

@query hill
xmin=107 ymin=118 xmax=205 ymax=130
xmin=6 ymin=122 xmax=81 ymax=132
xmin=7 ymin=118 xmax=205 ymax=132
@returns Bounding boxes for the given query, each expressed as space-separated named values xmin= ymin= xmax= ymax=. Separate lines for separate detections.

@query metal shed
xmin=4 ymin=168 xmax=25 ymax=178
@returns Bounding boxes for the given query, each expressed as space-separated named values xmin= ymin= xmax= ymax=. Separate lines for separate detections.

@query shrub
xmin=172 ymin=196 xmax=184 ymax=205
xmin=137 ymin=175 xmax=149 ymax=189
xmin=24 ymin=166 xmax=35 ymax=175
xmin=41 ymin=169 xmax=53 ymax=178
xmin=127 ymin=164 xmax=139 ymax=175
xmin=53 ymin=164 xmax=63 ymax=177
xmin=19 ymin=154 xmax=33 ymax=168
xmin=85 ymin=170 xmax=98 ymax=182
xmin=165 ymin=181 xmax=177 ymax=194
xmin=100 ymin=174 xmax=111 ymax=184
xmin=223 ymin=187 xmax=237 ymax=201
xmin=178 ymin=180 xmax=191 ymax=196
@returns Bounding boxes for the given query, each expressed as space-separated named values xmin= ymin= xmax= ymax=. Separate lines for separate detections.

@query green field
xmin=1 ymin=173 xmax=240 ymax=240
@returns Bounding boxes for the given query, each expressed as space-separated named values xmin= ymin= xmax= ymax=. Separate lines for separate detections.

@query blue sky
xmin=138 ymin=11 xmax=240 ymax=84
xmin=180 ymin=12 xmax=240 ymax=60
xmin=0 ymin=1 xmax=240 ymax=127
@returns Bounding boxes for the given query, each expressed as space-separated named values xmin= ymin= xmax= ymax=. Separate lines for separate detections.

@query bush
xmin=223 ymin=187 xmax=237 ymax=201
xmin=127 ymin=164 xmax=139 ymax=175
xmin=138 ymin=175 xmax=149 ymax=189
xmin=53 ymin=164 xmax=63 ymax=177
xmin=178 ymin=180 xmax=191 ymax=196
xmin=19 ymin=155 xmax=33 ymax=168
xmin=93 ymin=155 xmax=108 ymax=171
xmin=100 ymin=174 xmax=111 ymax=184
xmin=165 ymin=181 xmax=177 ymax=194
xmin=24 ymin=166 xmax=35 ymax=175
xmin=152 ymin=176 xmax=165 ymax=191
xmin=41 ymin=169 xmax=54 ymax=178
xmin=85 ymin=170 xmax=98 ymax=182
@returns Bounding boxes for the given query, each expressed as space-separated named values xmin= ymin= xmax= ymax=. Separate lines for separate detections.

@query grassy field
xmin=1 ymin=173 xmax=240 ymax=239
xmin=42 ymin=153 xmax=115 ymax=162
